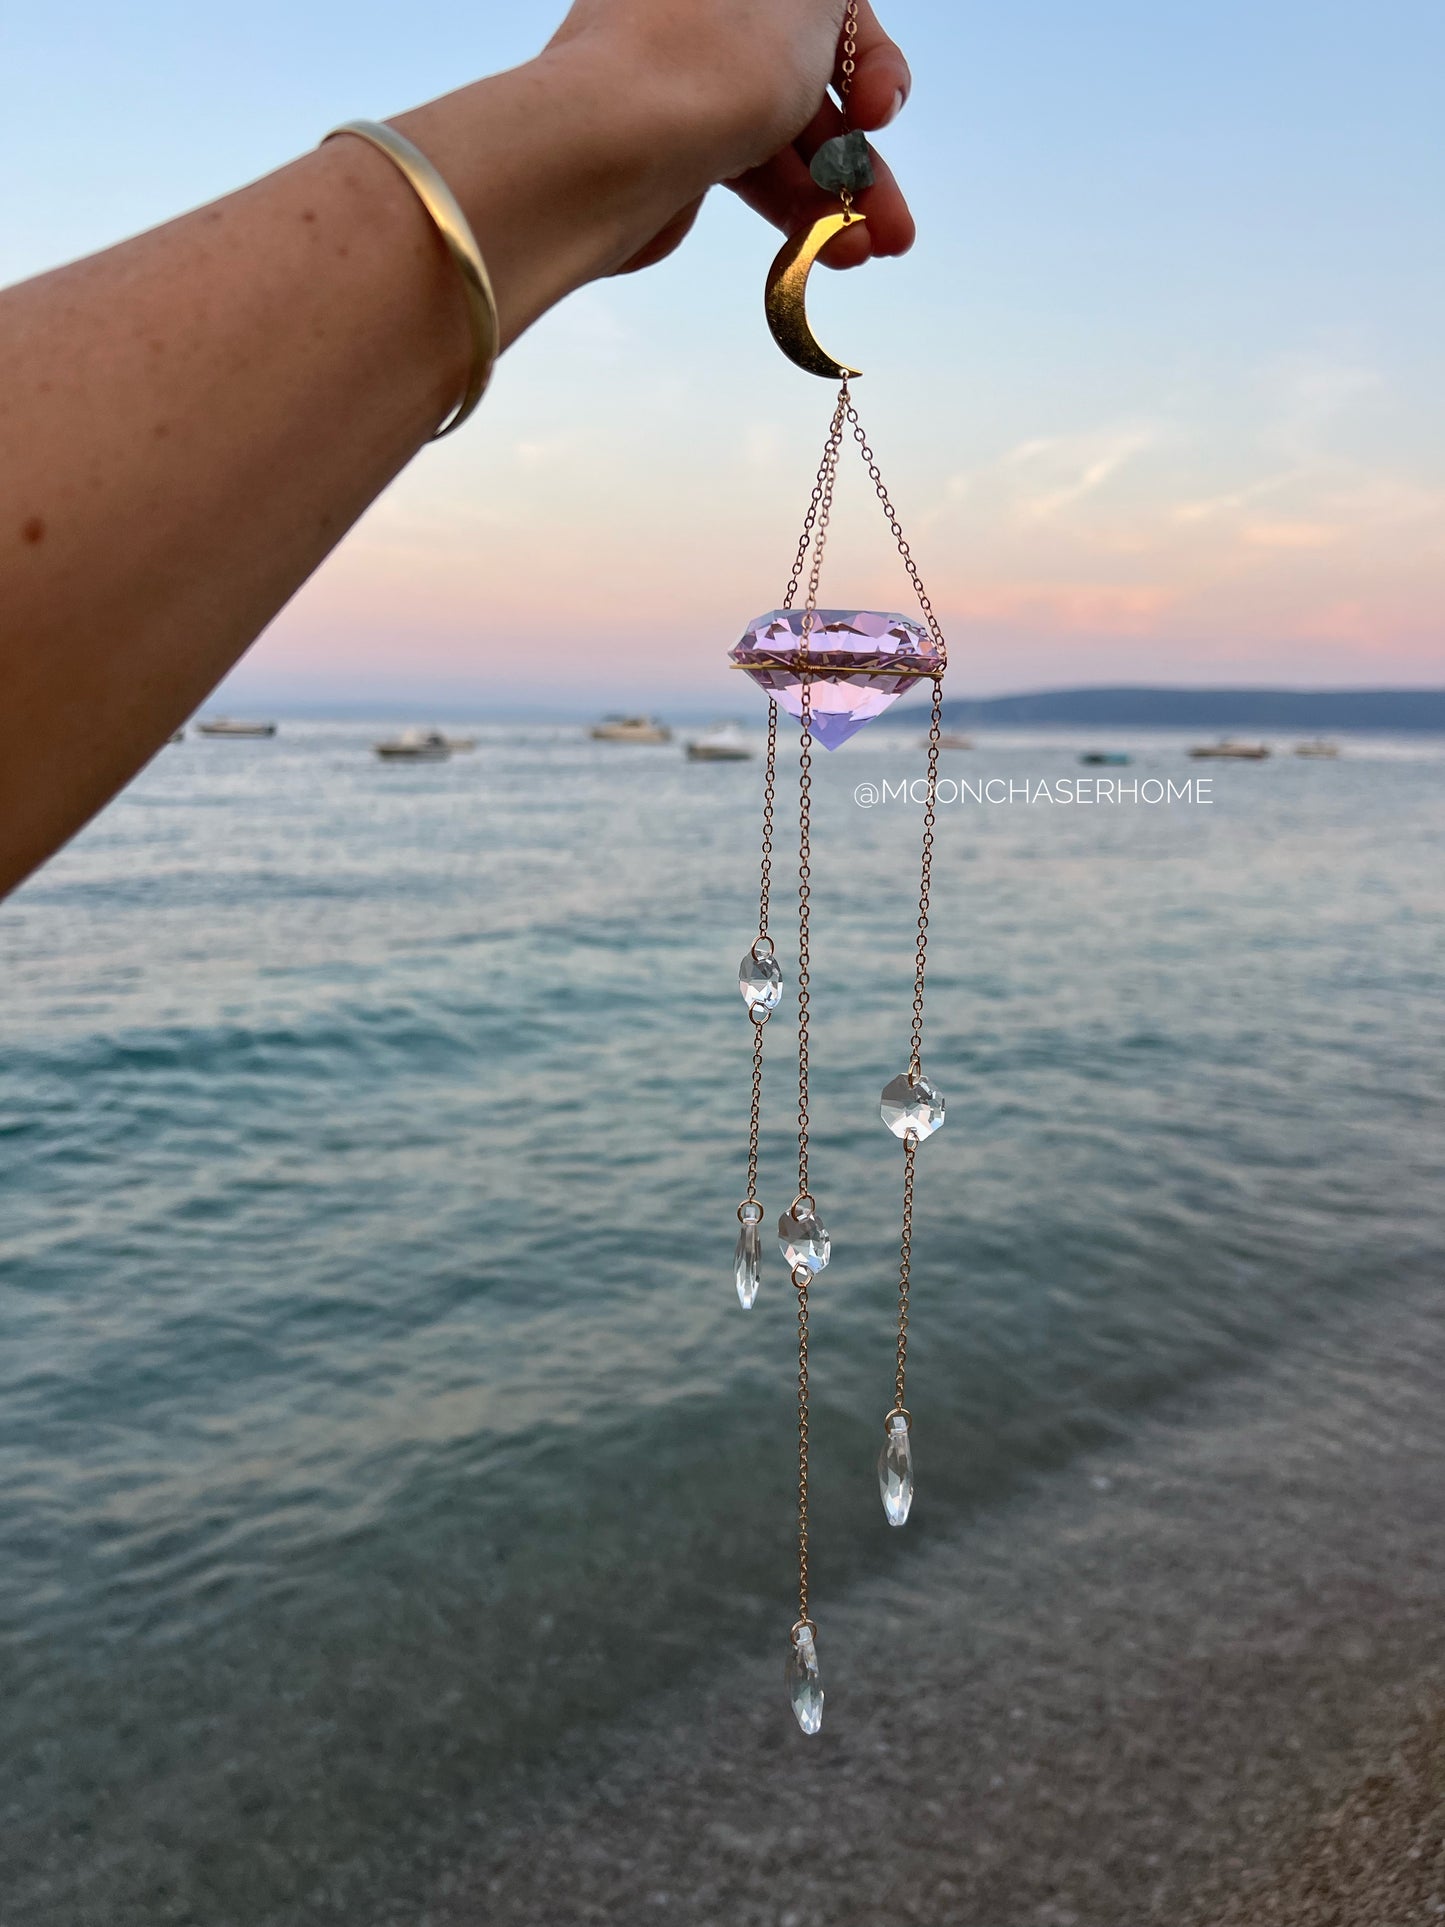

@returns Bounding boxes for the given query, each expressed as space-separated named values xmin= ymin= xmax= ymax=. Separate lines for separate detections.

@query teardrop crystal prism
xmin=880 ymin=1072 xmax=945 ymax=1141
xmin=878 ymin=1412 xmax=914 ymax=1527
xmin=734 ymin=1216 xmax=762 ymax=1309
xmin=778 ymin=1206 xmax=830 ymax=1275
xmin=738 ymin=950 xmax=783 ymax=1012
xmin=785 ymin=1624 xmax=823 ymax=1735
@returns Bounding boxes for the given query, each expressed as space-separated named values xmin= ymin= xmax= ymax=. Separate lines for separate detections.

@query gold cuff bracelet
xmin=323 ymin=118 xmax=498 ymax=439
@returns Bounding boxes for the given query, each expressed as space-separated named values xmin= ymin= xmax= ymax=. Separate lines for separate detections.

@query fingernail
xmin=880 ymin=87 xmax=905 ymax=128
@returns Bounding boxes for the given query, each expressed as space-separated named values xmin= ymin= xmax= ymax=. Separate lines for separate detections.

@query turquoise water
xmin=2 ymin=721 xmax=1443 ymax=1922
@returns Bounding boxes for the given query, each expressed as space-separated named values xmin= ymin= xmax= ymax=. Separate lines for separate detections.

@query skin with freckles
xmin=0 ymin=0 xmax=912 ymax=898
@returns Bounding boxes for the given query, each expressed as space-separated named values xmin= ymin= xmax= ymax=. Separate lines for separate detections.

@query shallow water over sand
xmin=2 ymin=721 xmax=1442 ymax=1922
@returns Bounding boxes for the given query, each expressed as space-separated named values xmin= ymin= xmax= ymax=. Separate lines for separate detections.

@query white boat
xmin=589 ymin=715 xmax=672 ymax=744
xmin=374 ymin=728 xmax=452 ymax=762
xmin=196 ymin=718 xmax=277 ymax=738
xmin=1294 ymin=739 xmax=1340 ymax=758
xmin=686 ymin=723 xmax=752 ymax=763
xmin=1187 ymin=740 xmax=1271 ymax=761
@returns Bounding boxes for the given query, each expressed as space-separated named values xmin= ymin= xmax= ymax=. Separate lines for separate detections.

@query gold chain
xmin=891 ymin=684 xmax=943 ymax=1416
xmin=743 ymin=700 xmax=779 ymax=1207
xmin=744 ymin=1019 xmax=766 ymax=1202
xmin=794 ymin=674 xmax=814 ymax=1633
xmin=782 ymin=460 xmax=828 ymax=610
xmin=911 ymin=680 xmax=943 ymax=1078
xmin=758 ymin=697 xmax=777 ymax=941
xmin=779 ymin=386 xmax=950 ymax=1636
xmin=796 ymin=1270 xmax=812 ymax=1626
xmin=783 ymin=388 xmax=849 ymax=613
xmin=838 ymin=0 xmax=860 ymax=215
xmin=844 ymin=400 xmax=949 ymax=657
xmin=792 ymin=385 xmax=847 ymax=1203
xmin=796 ymin=710 xmax=813 ymax=1197
xmin=785 ymin=387 xmax=848 ymax=1643
xmin=893 ymin=1135 xmax=916 ymax=1413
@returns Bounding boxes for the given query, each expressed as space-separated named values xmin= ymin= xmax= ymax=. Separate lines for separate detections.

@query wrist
xmin=393 ymin=43 xmax=720 ymax=348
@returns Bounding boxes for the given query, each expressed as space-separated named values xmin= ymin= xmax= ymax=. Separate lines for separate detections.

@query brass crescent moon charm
xmin=764 ymin=211 xmax=866 ymax=381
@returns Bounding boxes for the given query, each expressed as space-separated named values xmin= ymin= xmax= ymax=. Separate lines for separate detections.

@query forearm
xmin=0 ymin=46 xmax=700 ymax=893
xmin=0 ymin=0 xmax=913 ymax=895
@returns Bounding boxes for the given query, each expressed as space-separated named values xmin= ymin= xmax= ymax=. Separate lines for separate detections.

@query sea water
xmin=2 ymin=721 xmax=1442 ymax=1922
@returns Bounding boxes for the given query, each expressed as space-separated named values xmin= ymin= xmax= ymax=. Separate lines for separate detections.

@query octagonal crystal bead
xmin=738 ymin=950 xmax=783 ymax=1012
xmin=880 ymin=1073 xmax=945 ymax=1141
xmin=778 ymin=1206 xmax=830 ymax=1275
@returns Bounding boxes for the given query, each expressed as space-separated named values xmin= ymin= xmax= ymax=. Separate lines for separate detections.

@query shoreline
xmin=411 ymin=1279 xmax=1445 ymax=1926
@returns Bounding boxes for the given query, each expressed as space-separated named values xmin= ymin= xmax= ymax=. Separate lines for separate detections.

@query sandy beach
xmin=410 ymin=1278 xmax=1445 ymax=1927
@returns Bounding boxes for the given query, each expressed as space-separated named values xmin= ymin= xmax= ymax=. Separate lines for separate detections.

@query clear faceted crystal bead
xmin=785 ymin=1624 xmax=824 ymax=1735
xmin=878 ymin=1412 xmax=914 ymax=1527
xmin=734 ymin=1216 xmax=762 ymax=1309
xmin=738 ymin=950 xmax=783 ymax=1012
xmin=778 ymin=1206 xmax=830 ymax=1275
xmin=880 ymin=1072 xmax=946 ymax=1141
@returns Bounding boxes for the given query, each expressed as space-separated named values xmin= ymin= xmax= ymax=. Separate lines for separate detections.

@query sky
xmin=2 ymin=0 xmax=1442 ymax=710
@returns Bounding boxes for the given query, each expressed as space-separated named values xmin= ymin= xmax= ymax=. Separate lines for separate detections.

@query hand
xmin=547 ymin=0 xmax=915 ymax=276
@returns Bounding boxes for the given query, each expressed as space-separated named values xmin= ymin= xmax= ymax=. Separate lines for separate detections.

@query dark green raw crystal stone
xmin=809 ymin=131 xmax=875 ymax=196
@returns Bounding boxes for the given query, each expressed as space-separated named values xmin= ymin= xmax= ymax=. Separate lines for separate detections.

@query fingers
xmin=731 ymin=149 xmax=912 ymax=267
xmin=723 ymin=1 xmax=914 ymax=271
xmin=835 ymin=0 xmax=911 ymax=132
xmin=728 ymin=92 xmax=915 ymax=267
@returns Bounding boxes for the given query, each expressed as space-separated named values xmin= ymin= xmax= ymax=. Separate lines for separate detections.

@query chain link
xmin=910 ymin=679 xmax=943 ymax=1078
xmin=796 ymin=1274 xmax=812 ymax=1625
xmin=742 ymin=697 xmax=779 ymax=1209
xmin=892 ymin=1135 xmax=916 ymax=1413
xmin=744 ymin=1018 xmax=766 ymax=1203
xmin=890 ymin=683 xmax=943 ymax=1414
xmin=792 ymin=384 xmax=847 ymax=1203
xmin=797 ymin=706 xmax=813 ymax=1200
xmin=782 ymin=475 xmax=826 ymax=612
xmin=843 ymin=399 xmax=948 ymax=660
xmin=837 ymin=0 xmax=860 ymax=214
xmin=786 ymin=384 xmax=850 ymax=1642
xmin=783 ymin=386 xmax=849 ymax=614
xmin=758 ymin=696 xmax=777 ymax=939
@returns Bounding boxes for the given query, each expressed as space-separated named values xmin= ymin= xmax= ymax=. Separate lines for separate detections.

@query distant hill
xmin=893 ymin=687 xmax=1445 ymax=732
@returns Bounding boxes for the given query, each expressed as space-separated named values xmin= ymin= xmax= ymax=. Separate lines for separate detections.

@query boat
xmin=686 ymin=723 xmax=753 ymax=763
xmin=589 ymin=715 xmax=672 ymax=744
xmin=1294 ymin=740 xmax=1340 ymax=758
xmin=373 ymin=728 xmax=452 ymax=761
xmin=196 ymin=718 xmax=277 ymax=738
xmin=1187 ymin=740 xmax=1271 ymax=761
xmin=934 ymin=733 xmax=973 ymax=750
xmin=443 ymin=735 xmax=478 ymax=753
xmin=1080 ymin=752 xmax=1130 ymax=767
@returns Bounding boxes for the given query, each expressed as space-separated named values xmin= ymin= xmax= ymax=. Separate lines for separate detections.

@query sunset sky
xmin=4 ymin=0 xmax=1442 ymax=709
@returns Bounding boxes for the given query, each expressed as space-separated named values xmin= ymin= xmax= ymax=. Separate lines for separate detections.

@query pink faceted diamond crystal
xmin=730 ymin=609 xmax=941 ymax=749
